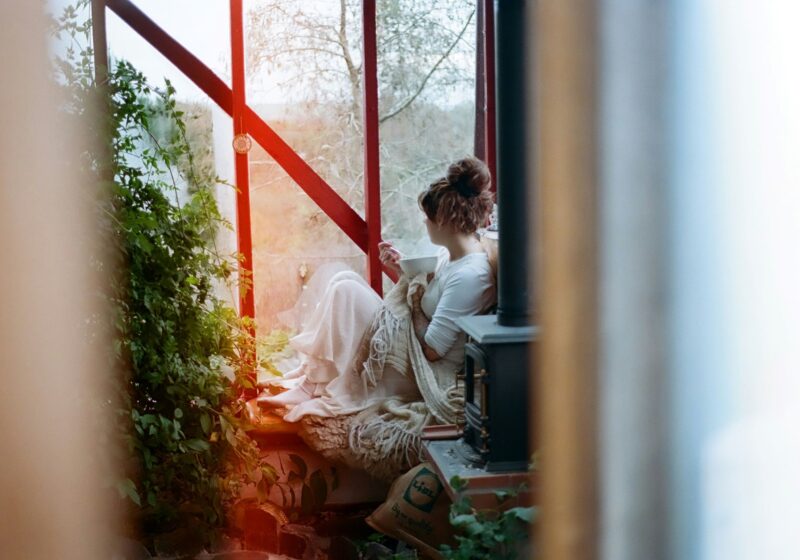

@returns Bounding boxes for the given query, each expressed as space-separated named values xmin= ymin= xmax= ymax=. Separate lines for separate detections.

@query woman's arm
xmin=417 ymin=264 xmax=493 ymax=360
xmin=410 ymin=286 xmax=443 ymax=362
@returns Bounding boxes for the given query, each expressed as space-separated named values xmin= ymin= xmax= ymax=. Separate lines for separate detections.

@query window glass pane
xmin=106 ymin=8 xmax=239 ymax=310
xmin=378 ymin=1 xmax=478 ymax=257
xmin=250 ymin=147 xmax=365 ymax=334
xmin=245 ymin=0 xmax=365 ymax=215
xmin=244 ymin=1 xmax=477 ymax=363
xmin=245 ymin=0 xmax=369 ymax=365
xmin=108 ymin=0 xmax=231 ymax=93
xmin=244 ymin=0 xmax=478 ymax=312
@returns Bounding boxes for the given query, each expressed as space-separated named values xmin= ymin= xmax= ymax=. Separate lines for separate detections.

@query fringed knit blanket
xmin=297 ymin=274 xmax=464 ymax=482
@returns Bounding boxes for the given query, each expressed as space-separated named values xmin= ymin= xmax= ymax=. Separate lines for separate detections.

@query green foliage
xmin=257 ymin=328 xmax=295 ymax=377
xmin=53 ymin=2 xmax=261 ymax=547
xmin=440 ymin=477 xmax=537 ymax=560
xmin=257 ymin=328 xmax=293 ymax=359
xmin=353 ymin=533 xmax=418 ymax=560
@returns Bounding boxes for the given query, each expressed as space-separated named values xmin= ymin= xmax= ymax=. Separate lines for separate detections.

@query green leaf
xmin=449 ymin=475 xmax=468 ymax=492
xmin=450 ymin=513 xmax=482 ymax=536
xmin=116 ymin=478 xmax=141 ymax=506
xmin=494 ymin=489 xmax=514 ymax=504
xmin=200 ymin=413 xmax=211 ymax=434
xmin=225 ymin=428 xmax=237 ymax=447
xmin=288 ymin=453 xmax=307 ymax=480
xmin=262 ymin=465 xmax=278 ymax=484
xmin=185 ymin=439 xmax=211 ymax=453
xmin=507 ymin=506 xmax=537 ymax=524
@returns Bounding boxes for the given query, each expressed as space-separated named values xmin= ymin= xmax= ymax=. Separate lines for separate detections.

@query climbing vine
xmin=53 ymin=2 xmax=267 ymax=549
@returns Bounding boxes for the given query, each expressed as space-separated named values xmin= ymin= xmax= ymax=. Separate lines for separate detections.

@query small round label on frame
xmin=232 ymin=133 xmax=252 ymax=154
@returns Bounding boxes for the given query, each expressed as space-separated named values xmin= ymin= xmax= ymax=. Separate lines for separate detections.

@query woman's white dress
xmin=283 ymin=250 xmax=495 ymax=423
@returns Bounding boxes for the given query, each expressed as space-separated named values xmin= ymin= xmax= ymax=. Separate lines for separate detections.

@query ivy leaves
xmin=106 ymin=60 xmax=260 ymax=540
xmin=54 ymin=3 xmax=260 ymax=547
xmin=440 ymin=477 xmax=537 ymax=560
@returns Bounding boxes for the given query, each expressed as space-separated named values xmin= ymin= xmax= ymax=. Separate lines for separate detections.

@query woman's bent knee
xmin=329 ymin=270 xmax=365 ymax=286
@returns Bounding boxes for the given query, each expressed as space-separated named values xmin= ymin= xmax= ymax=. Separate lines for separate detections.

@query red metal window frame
xmin=474 ymin=0 xmax=497 ymax=188
xmin=99 ymin=0 xmax=495 ymax=334
xmin=362 ymin=0 xmax=383 ymax=294
xmin=229 ymin=0 xmax=255 ymax=323
xmin=482 ymin=0 xmax=497 ymax=189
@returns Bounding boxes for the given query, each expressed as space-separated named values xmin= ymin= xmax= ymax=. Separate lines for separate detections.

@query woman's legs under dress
xmin=290 ymin=270 xmax=382 ymax=384
xmin=259 ymin=270 xmax=383 ymax=406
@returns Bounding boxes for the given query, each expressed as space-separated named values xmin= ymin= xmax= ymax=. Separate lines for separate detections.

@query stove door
xmin=464 ymin=342 xmax=490 ymax=457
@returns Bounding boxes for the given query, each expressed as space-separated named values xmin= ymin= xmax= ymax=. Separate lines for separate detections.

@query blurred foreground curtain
xmin=535 ymin=1 xmax=800 ymax=559
xmin=0 ymin=2 xmax=114 ymax=558
xmin=669 ymin=1 xmax=800 ymax=559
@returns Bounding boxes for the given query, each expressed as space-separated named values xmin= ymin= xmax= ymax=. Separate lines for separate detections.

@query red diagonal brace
xmin=243 ymin=108 xmax=369 ymax=252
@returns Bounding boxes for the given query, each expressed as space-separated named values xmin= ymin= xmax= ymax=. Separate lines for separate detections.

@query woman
xmin=259 ymin=157 xmax=495 ymax=477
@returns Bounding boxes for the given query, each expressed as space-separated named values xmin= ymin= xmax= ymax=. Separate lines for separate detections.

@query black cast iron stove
xmin=455 ymin=315 xmax=537 ymax=472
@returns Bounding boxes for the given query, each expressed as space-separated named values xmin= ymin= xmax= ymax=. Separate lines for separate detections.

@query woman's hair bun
xmin=418 ymin=156 xmax=494 ymax=234
xmin=446 ymin=157 xmax=491 ymax=198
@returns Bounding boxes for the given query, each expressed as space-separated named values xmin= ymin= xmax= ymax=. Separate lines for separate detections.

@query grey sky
xmin=48 ymin=0 xmax=475 ymax=106
xmin=50 ymin=0 xmax=283 ymax=103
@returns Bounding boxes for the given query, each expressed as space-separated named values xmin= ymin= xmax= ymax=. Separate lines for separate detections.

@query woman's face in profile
xmin=424 ymin=215 xmax=435 ymax=243
xmin=424 ymin=214 xmax=445 ymax=246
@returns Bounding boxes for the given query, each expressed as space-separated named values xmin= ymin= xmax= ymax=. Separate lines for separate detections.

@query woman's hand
xmin=378 ymin=241 xmax=402 ymax=276
xmin=410 ymin=283 xmax=425 ymax=306
xmin=410 ymin=273 xmax=434 ymax=305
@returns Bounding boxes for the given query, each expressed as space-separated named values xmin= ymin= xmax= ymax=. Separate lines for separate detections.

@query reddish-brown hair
xmin=418 ymin=157 xmax=494 ymax=234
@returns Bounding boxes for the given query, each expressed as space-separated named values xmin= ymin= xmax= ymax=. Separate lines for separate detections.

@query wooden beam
xmin=91 ymin=0 xmax=108 ymax=85
xmin=536 ymin=0 xmax=599 ymax=558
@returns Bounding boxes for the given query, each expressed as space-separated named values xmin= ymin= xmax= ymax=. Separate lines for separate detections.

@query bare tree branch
xmin=339 ymin=0 xmax=361 ymax=113
xmin=378 ymin=9 xmax=475 ymax=124
xmin=250 ymin=46 xmax=346 ymax=66
xmin=379 ymin=11 xmax=432 ymax=51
